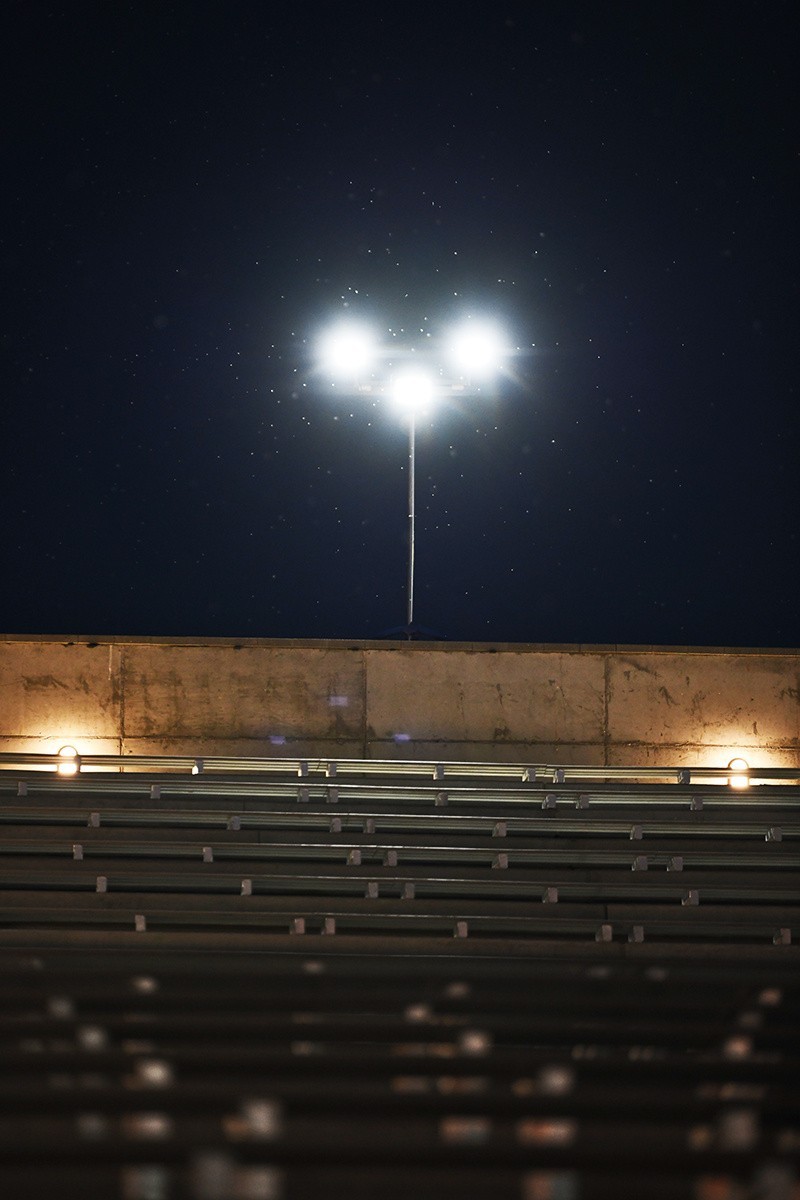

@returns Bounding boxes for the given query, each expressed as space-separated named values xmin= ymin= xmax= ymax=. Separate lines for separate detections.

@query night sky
xmin=2 ymin=2 xmax=797 ymax=646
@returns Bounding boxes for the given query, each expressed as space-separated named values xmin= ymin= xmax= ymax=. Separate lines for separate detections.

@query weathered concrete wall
xmin=364 ymin=647 xmax=607 ymax=763
xmin=1 ymin=635 xmax=798 ymax=767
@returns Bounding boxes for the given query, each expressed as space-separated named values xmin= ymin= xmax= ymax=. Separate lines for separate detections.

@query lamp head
xmin=56 ymin=745 xmax=80 ymax=776
xmin=317 ymin=322 xmax=377 ymax=381
xmin=728 ymin=757 xmax=750 ymax=789
xmin=391 ymin=368 xmax=435 ymax=415
xmin=446 ymin=319 xmax=507 ymax=380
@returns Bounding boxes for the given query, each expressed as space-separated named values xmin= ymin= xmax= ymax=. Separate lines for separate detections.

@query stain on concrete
xmin=457 ymin=688 xmax=466 ymax=726
xmin=22 ymin=675 xmax=70 ymax=691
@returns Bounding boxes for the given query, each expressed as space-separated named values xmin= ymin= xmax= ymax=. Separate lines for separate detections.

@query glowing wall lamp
xmin=728 ymin=757 xmax=750 ymax=790
xmin=56 ymin=745 xmax=81 ymax=776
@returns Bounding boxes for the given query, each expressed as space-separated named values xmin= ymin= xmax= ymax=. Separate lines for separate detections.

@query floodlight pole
xmin=316 ymin=318 xmax=511 ymax=636
xmin=407 ymin=412 xmax=416 ymax=628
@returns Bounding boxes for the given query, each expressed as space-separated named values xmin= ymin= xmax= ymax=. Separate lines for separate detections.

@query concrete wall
xmin=1 ymin=635 xmax=798 ymax=768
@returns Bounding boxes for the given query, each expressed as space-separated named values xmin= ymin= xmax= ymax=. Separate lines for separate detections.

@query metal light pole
xmin=407 ymin=409 xmax=415 ymax=627
xmin=388 ymin=365 xmax=435 ymax=631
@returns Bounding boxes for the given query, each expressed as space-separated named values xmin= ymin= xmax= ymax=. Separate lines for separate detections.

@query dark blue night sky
xmin=2 ymin=2 xmax=796 ymax=645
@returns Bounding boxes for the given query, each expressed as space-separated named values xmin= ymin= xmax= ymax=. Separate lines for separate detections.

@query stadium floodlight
xmin=315 ymin=315 xmax=511 ymax=632
xmin=446 ymin=319 xmax=507 ymax=380
xmin=391 ymin=368 xmax=436 ymax=414
xmin=316 ymin=322 xmax=378 ymax=381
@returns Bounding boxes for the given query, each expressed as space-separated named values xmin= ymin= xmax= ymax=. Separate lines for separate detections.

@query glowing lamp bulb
xmin=447 ymin=321 xmax=506 ymax=379
xmin=57 ymin=745 xmax=80 ymax=776
xmin=391 ymin=368 xmax=435 ymax=413
xmin=317 ymin=323 xmax=377 ymax=380
xmin=728 ymin=757 xmax=750 ymax=789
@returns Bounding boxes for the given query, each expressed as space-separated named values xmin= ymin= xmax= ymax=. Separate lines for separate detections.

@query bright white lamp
xmin=317 ymin=323 xmax=377 ymax=380
xmin=391 ymin=368 xmax=435 ymax=414
xmin=446 ymin=320 xmax=507 ymax=379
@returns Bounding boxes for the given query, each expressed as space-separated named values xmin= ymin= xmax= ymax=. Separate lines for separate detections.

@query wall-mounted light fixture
xmin=56 ymin=745 xmax=81 ymax=776
xmin=727 ymin=757 xmax=750 ymax=790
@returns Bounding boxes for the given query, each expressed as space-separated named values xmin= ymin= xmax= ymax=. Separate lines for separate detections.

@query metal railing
xmin=1 ymin=750 xmax=798 ymax=785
